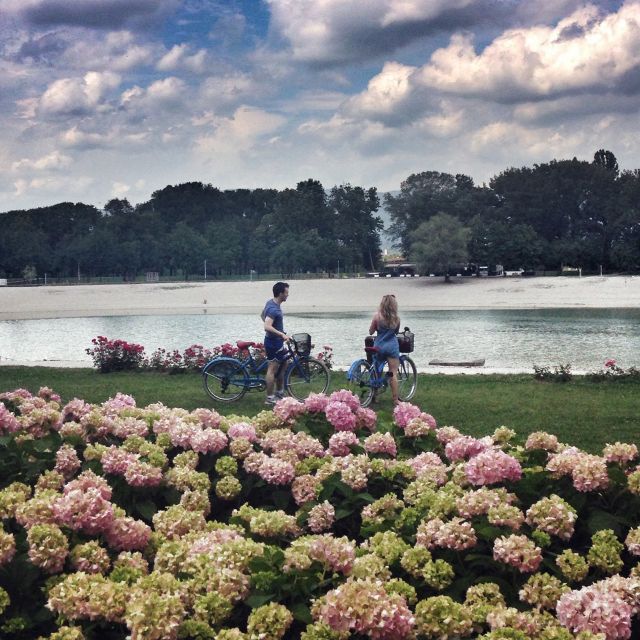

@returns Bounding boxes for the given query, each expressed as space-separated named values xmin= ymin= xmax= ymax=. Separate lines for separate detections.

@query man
xmin=261 ymin=281 xmax=290 ymax=405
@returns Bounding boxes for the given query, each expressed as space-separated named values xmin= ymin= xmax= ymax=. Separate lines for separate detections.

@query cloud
xmin=195 ymin=105 xmax=285 ymax=154
xmin=418 ymin=3 xmax=640 ymax=102
xmin=157 ymin=44 xmax=208 ymax=74
xmin=14 ymin=175 xmax=93 ymax=197
xmin=38 ymin=71 xmax=120 ymax=115
xmin=6 ymin=0 xmax=179 ymax=30
xmin=266 ymin=0 xmax=510 ymax=66
xmin=11 ymin=150 xmax=72 ymax=171
xmin=60 ymin=126 xmax=150 ymax=149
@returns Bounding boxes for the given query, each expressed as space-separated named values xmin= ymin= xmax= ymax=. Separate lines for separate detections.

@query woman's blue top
xmin=374 ymin=319 xmax=400 ymax=359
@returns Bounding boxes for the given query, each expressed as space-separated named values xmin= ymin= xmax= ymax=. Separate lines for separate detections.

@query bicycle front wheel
xmin=347 ymin=359 xmax=375 ymax=408
xmin=203 ymin=359 xmax=248 ymax=402
xmin=398 ymin=356 xmax=417 ymax=401
xmin=285 ymin=357 xmax=330 ymax=401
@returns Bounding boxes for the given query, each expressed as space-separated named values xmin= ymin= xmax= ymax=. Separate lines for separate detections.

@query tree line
xmin=387 ymin=149 xmax=640 ymax=276
xmin=1 ymin=149 xmax=639 ymax=281
xmin=0 ymin=180 xmax=382 ymax=280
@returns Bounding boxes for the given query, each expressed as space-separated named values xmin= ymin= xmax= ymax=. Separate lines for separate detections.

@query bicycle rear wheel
xmin=397 ymin=356 xmax=417 ymax=401
xmin=285 ymin=357 xmax=330 ymax=401
xmin=347 ymin=359 xmax=375 ymax=408
xmin=202 ymin=359 xmax=248 ymax=402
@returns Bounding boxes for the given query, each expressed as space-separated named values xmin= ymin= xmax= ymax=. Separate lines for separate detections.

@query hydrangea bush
xmin=0 ymin=386 xmax=640 ymax=639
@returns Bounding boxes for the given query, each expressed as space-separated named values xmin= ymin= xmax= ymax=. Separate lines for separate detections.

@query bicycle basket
xmin=397 ymin=328 xmax=414 ymax=353
xmin=292 ymin=333 xmax=312 ymax=356
xmin=364 ymin=335 xmax=375 ymax=363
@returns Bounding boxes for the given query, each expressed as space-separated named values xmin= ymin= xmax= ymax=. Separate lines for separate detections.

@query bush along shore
xmin=1 ymin=386 xmax=640 ymax=638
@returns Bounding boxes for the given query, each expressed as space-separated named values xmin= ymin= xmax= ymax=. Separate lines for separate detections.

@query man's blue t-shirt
xmin=263 ymin=299 xmax=284 ymax=346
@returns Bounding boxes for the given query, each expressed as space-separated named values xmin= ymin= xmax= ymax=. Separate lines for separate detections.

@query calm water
xmin=0 ymin=309 xmax=639 ymax=372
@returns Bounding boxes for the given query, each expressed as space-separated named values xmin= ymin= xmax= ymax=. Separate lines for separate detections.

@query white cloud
xmin=14 ymin=174 xmax=93 ymax=197
xmin=157 ymin=44 xmax=207 ymax=73
xmin=12 ymin=150 xmax=72 ymax=172
xmin=60 ymin=126 xmax=150 ymax=149
xmin=267 ymin=0 xmax=503 ymax=65
xmin=195 ymin=105 xmax=285 ymax=154
xmin=419 ymin=3 xmax=640 ymax=101
xmin=344 ymin=61 xmax=416 ymax=118
xmin=39 ymin=71 xmax=120 ymax=115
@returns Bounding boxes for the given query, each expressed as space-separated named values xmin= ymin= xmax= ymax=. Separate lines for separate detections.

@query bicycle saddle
xmin=364 ymin=346 xmax=380 ymax=353
xmin=237 ymin=341 xmax=256 ymax=350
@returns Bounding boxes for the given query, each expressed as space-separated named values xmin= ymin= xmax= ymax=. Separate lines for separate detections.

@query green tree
xmin=410 ymin=213 xmax=471 ymax=282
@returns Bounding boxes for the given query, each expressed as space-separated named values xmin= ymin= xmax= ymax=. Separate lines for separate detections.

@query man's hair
xmin=273 ymin=281 xmax=289 ymax=297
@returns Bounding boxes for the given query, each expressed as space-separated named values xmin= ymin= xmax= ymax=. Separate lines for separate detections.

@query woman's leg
xmin=387 ymin=357 xmax=400 ymax=404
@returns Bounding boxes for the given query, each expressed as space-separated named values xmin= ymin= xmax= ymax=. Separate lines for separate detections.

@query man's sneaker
xmin=265 ymin=396 xmax=277 ymax=406
xmin=274 ymin=390 xmax=286 ymax=399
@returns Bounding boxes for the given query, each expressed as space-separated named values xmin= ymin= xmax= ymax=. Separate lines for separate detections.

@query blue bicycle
xmin=346 ymin=328 xmax=417 ymax=407
xmin=202 ymin=333 xmax=330 ymax=402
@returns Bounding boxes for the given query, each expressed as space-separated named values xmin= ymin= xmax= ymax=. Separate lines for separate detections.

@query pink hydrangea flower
xmin=292 ymin=475 xmax=320 ymax=505
xmin=407 ymin=452 xmax=448 ymax=485
xmin=64 ymin=470 xmax=112 ymax=500
xmin=493 ymin=534 xmax=542 ymax=573
xmin=53 ymin=488 xmax=114 ymax=535
xmin=435 ymin=426 xmax=462 ymax=444
xmin=258 ymin=457 xmax=295 ymax=485
xmin=328 ymin=390 xmax=361 ymax=412
xmin=355 ymin=407 xmax=377 ymax=431
xmin=192 ymin=407 xmax=222 ymax=429
xmin=445 ymin=436 xmax=489 ymax=462
xmin=227 ymin=422 xmax=258 ymax=442
xmin=557 ymin=582 xmax=633 ymax=640
xmin=38 ymin=387 xmax=61 ymax=402
xmin=571 ymin=454 xmax=609 ymax=493
xmin=0 ymin=402 xmax=20 ymax=433
xmin=124 ymin=461 xmax=163 ymax=488
xmin=274 ymin=397 xmax=307 ymax=423
xmin=102 ymin=392 xmax=136 ymax=415
xmin=54 ymin=444 xmax=81 ymax=479
xmin=328 ymin=431 xmax=359 ymax=456
xmin=465 ymin=449 xmax=522 ymax=486
xmin=62 ymin=398 xmax=93 ymax=422
xmin=101 ymin=447 xmax=140 ymax=475
xmin=304 ymin=393 xmax=330 ymax=413
xmin=393 ymin=402 xmax=422 ymax=429
xmin=325 ymin=401 xmax=357 ymax=432
xmin=308 ymin=501 xmax=335 ymax=533
xmin=363 ymin=433 xmax=397 ymax=457
xmin=104 ymin=516 xmax=152 ymax=551
xmin=190 ymin=428 xmax=228 ymax=454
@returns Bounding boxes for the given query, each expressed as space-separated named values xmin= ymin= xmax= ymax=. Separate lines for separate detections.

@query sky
xmin=1 ymin=0 xmax=638 ymax=211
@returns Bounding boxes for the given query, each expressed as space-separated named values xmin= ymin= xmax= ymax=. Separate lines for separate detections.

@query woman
xmin=369 ymin=294 xmax=400 ymax=404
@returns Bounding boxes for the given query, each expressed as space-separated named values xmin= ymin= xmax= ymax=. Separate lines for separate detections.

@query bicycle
xmin=202 ymin=333 xmax=330 ymax=402
xmin=346 ymin=327 xmax=417 ymax=407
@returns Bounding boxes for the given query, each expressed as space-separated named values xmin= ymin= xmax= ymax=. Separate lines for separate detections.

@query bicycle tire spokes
xmin=285 ymin=357 xmax=330 ymax=401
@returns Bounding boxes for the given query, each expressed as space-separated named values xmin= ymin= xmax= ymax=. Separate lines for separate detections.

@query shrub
xmin=588 ymin=359 xmax=640 ymax=382
xmin=85 ymin=336 xmax=146 ymax=373
xmin=533 ymin=363 xmax=573 ymax=382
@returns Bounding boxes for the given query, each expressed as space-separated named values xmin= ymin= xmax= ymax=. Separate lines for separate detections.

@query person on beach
xmin=369 ymin=294 xmax=401 ymax=405
xmin=261 ymin=281 xmax=290 ymax=405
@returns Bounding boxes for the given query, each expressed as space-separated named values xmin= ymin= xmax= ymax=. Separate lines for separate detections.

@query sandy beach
xmin=1 ymin=275 xmax=639 ymax=321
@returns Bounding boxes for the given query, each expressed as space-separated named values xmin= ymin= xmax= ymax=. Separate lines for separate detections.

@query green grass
xmin=1 ymin=367 xmax=639 ymax=453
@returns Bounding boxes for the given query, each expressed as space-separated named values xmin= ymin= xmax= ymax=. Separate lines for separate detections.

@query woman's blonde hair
xmin=378 ymin=294 xmax=399 ymax=329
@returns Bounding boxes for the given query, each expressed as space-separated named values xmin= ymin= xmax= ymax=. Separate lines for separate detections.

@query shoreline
xmin=1 ymin=275 xmax=639 ymax=321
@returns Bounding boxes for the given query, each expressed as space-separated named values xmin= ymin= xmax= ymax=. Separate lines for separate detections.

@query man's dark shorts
xmin=265 ymin=341 xmax=288 ymax=362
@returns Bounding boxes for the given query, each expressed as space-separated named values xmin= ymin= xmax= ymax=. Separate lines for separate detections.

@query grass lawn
xmin=1 ymin=366 xmax=638 ymax=453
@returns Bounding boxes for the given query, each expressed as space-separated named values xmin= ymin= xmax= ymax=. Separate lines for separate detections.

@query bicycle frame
xmin=208 ymin=344 xmax=313 ymax=391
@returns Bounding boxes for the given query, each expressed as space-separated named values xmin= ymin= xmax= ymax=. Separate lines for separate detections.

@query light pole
xmin=204 ymin=259 xmax=207 ymax=280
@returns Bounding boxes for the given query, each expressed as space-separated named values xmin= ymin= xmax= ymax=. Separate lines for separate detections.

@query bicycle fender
xmin=202 ymin=356 xmax=241 ymax=373
xmin=346 ymin=359 xmax=368 ymax=380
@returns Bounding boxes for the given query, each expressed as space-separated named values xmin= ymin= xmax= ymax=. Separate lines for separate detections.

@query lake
xmin=1 ymin=308 xmax=638 ymax=373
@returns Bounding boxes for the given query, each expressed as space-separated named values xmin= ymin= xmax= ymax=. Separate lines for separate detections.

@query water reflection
xmin=0 ymin=308 xmax=639 ymax=371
